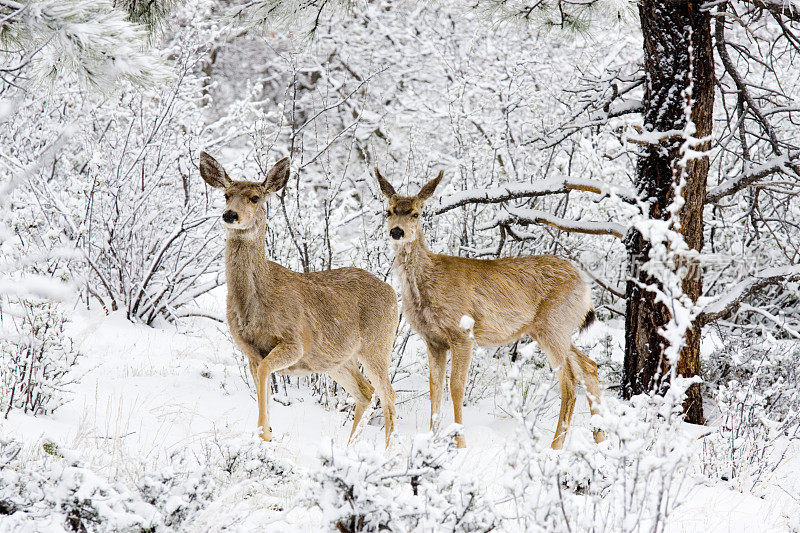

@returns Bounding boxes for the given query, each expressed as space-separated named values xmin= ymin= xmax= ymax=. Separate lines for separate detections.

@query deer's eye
xmin=250 ymin=196 xmax=260 ymax=203
xmin=386 ymin=210 xmax=392 ymax=217
xmin=412 ymin=213 xmax=419 ymax=218
xmin=224 ymin=194 xmax=230 ymax=201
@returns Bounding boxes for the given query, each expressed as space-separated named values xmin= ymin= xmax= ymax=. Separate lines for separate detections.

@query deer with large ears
xmin=199 ymin=151 xmax=399 ymax=446
xmin=375 ymin=167 xmax=605 ymax=449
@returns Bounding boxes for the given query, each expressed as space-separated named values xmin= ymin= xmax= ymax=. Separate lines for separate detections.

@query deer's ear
xmin=262 ymin=157 xmax=291 ymax=192
xmin=418 ymin=170 xmax=444 ymax=201
xmin=199 ymin=151 xmax=231 ymax=188
xmin=374 ymin=166 xmax=396 ymax=198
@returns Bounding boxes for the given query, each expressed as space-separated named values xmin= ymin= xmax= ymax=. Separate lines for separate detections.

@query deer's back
xmin=399 ymin=253 xmax=588 ymax=348
xmin=302 ymin=266 xmax=398 ymax=331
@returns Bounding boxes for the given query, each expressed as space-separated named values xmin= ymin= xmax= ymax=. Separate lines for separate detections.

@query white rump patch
xmin=459 ymin=315 xmax=475 ymax=331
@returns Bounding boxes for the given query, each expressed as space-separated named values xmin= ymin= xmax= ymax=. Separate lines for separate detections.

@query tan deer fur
xmin=199 ymin=152 xmax=398 ymax=446
xmin=375 ymin=167 xmax=605 ymax=449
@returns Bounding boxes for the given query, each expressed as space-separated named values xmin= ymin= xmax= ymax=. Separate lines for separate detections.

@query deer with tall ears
xmin=375 ymin=167 xmax=605 ymax=449
xmin=199 ymin=151 xmax=399 ymax=446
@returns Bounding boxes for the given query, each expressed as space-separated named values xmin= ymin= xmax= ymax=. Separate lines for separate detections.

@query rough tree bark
xmin=623 ymin=3 xmax=714 ymax=424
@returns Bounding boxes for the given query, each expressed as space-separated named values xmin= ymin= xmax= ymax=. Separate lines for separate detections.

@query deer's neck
xmin=225 ymin=227 xmax=274 ymax=294
xmin=393 ymin=232 xmax=433 ymax=299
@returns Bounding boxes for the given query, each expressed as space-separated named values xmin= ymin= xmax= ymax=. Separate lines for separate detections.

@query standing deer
xmin=199 ymin=152 xmax=398 ymax=446
xmin=375 ymin=167 xmax=605 ymax=449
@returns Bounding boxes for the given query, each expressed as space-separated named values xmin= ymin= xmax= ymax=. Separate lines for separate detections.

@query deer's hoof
xmin=594 ymin=429 xmax=607 ymax=444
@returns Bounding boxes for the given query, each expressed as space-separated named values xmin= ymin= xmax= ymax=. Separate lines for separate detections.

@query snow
xmin=0 ymin=276 xmax=75 ymax=301
xmin=3 ymin=303 xmax=799 ymax=530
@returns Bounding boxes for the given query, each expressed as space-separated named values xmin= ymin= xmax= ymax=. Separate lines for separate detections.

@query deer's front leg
xmin=427 ymin=343 xmax=448 ymax=432
xmin=231 ymin=337 xmax=266 ymax=426
xmin=256 ymin=341 xmax=303 ymax=441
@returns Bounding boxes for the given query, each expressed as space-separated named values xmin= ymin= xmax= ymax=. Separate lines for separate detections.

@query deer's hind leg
xmin=571 ymin=345 xmax=606 ymax=443
xmin=449 ymin=337 xmax=473 ymax=448
xmin=534 ymin=333 xmax=577 ymax=450
xmin=359 ymin=343 xmax=397 ymax=448
xmin=328 ymin=358 xmax=375 ymax=444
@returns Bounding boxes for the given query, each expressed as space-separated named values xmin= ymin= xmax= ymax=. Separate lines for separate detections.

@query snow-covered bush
xmin=0 ymin=433 xmax=296 ymax=531
xmin=0 ymin=437 xmax=160 ymax=532
xmin=0 ymin=5 xmax=234 ymax=326
xmin=300 ymin=429 xmax=498 ymax=532
xmin=0 ymin=300 xmax=80 ymax=417
xmin=137 ymin=433 xmax=295 ymax=529
xmin=501 ymin=357 xmax=696 ymax=532
xmin=701 ymin=338 xmax=800 ymax=490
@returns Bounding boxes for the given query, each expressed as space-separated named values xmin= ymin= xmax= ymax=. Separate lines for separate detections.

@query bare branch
xmin=173 ymin=309 xmax=225 ymax=323
xmin=716 ymin=7 xmax=784 ymax=155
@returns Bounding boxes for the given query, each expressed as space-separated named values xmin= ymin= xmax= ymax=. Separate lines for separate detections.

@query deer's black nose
xmin=222 ymin=210 xmax=238 ymax=224
xmin=390 ymin=227 xmax=404 ymax=240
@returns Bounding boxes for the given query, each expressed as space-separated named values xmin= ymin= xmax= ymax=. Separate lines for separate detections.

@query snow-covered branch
xmin=0 ymin=0 xmax=169 ymax=89
xmin=698 ymin=264 xmax=800 ymax=326
xmin=744 ymin=0 xmax=800 ymax=22
xmin=435 ymin=177 xmax=637 ymax=215
xmin=490 ymin=207 xmax=627 ymax=238
xmin=705 ymin=152 xmax=800 ymax=203
xmin=532 ymin=75 xmax=644 ymax=149
xmin=716 ymin=7 xmax=784 ymax=155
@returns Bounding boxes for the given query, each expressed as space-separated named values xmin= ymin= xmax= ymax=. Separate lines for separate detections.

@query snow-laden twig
xmin=0 ymin=0 xmax=169 ymax=89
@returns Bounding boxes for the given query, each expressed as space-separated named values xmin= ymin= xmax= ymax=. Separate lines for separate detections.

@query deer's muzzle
xmin=222 ymin=210 xmax=238 ymax=224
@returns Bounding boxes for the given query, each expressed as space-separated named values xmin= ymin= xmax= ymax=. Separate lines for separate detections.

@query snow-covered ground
xmin=3 ymin=296 xmax=799 ymax=531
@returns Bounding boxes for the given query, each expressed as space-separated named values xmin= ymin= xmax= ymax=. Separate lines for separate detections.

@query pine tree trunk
xmin=622 ymin=2 xmax=714 ymax=424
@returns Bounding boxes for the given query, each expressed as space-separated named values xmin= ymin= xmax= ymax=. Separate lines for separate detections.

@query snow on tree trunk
xmin=623 ymin=3 xmax=714 ymax=425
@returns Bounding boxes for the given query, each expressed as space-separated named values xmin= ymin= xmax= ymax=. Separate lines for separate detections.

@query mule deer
xmin=375 ymin=168 xmax=605 ymax=449
xmin=199 ymin=152 xmax=398 ymax=446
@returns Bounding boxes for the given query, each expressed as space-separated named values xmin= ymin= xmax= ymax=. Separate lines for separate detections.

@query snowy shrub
xmin=0 ymin=437 xmax=159 ymax=532
xmin=300 ymin=429 xmax=498 ymax=532
xmin=0 ymin=433 xmax=296 ymax=531
xmin=701 ymin=339 xmax=800 ymax=490
xmin=0 ymin=300 xmax=80 ymax=418
xmin=1 ymin=3 xmax=230 ymax=326
xmin=137 ymin=433 xmax=295 ymax=528
xmin=501 ymin=358 xmax=696 ymax=532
